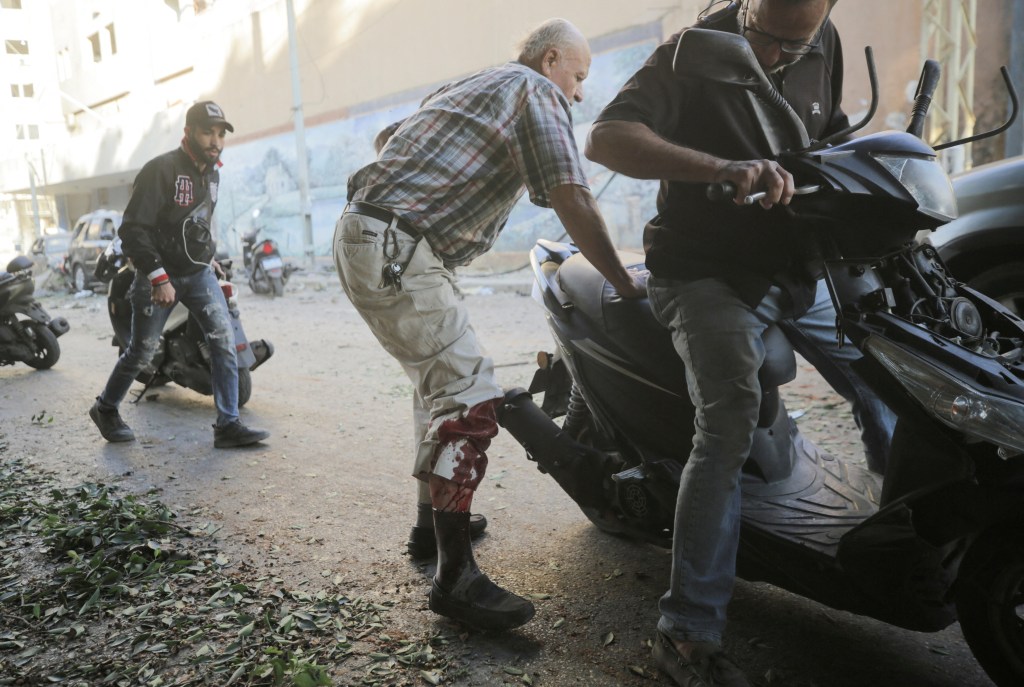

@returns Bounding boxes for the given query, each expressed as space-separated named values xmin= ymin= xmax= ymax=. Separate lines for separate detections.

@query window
xmin=4 ymin=39 xmax=29 ymax=55
xmin=9 ymin=83 xmax=33 ymax=97
xmin=88 ymin=33 xmax=101 ymax=62
xmin=1 ymin=1 xmax=24 ymax=9
xmin=15 ymin=124 xmax=39 ymax=139
xmin=164 ymin=0 xmax=213 ymax=19
xmin=86 ymin=221 xmax=102 ymax=241
xmin=87 ymin=24 xmax=118 ymax=63
xmin=106 ymin=23 xmax=117 ymax=55
xmin=101 ymin=219 xmax=116 ymax=240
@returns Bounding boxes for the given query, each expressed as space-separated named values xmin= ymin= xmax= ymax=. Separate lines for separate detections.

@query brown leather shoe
xmin=651 ymin=632 xmax=751 ymax=687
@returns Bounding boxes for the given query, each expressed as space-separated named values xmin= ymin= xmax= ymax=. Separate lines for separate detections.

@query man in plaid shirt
xmin=335 ymin=18 xmax=645 ymax=630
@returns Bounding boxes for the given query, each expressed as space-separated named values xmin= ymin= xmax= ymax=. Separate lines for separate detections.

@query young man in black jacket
xmin=89 ymin=101 xmax=269 ymax=449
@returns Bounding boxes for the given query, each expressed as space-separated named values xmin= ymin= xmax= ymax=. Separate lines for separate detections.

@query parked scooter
xmin=499 ymin=30 xmax=1024 ymax=687
xmin=98 ymin=240 xmax=274 ymax=406
xmin=0 ymin=256 xmax=70 ymax=369
xmin=241 ymin=226 xmax=297 ymax=297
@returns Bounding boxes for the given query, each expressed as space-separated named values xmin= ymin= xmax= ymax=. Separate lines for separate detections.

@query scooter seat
xmin=557 ymin=251 xmax=685 ymax=383
xmin=558 ymin=250 xmax=659 ymax=337
xmin=557 ymin=251 xmax=796 ymax=389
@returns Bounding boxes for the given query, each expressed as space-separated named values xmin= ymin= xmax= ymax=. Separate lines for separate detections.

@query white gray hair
xmin=516 ymin=18 xmax=583 ymax=63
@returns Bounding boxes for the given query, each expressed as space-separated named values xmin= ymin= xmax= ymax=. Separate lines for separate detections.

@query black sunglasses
xmin=739 ymin=1 xmax=824 ymax=55
xmin=741 ymin=25 xmax=820 ymax=55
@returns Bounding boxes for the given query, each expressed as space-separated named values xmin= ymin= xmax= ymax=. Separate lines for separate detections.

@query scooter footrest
xmin=249 ymin=339 xmax=274 ymax=371
xmin=611 ymin=465 xmax=646 ymax=484
xmin=48 ymin=317 xmax=70 ymax=337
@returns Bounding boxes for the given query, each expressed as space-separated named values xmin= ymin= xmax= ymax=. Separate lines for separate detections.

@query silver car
xmin=927 ymin=154 xmax=1024 ymax=317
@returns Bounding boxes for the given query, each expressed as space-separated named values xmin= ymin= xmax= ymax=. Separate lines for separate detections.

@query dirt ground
xmin=0 ymin=261 xmax=996 ymax=686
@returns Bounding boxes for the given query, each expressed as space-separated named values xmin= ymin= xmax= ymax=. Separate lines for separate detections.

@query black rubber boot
xmin=428 ymin=510 xmax=534 ymax=631
xmin=407 ymin=502 xmax=487 ymax=557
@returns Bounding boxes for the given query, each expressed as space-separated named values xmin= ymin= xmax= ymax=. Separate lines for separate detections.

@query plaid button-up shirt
xmin=348 ymin=62 xmax=589 ymax=266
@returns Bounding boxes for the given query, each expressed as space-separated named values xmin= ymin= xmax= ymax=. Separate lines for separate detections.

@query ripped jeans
xmin=98 ymin=267 xmax=240 ymax=427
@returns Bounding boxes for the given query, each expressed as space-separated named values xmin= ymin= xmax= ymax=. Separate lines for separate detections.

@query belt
xmin=346 ymin=201 xmax=420 ymax=237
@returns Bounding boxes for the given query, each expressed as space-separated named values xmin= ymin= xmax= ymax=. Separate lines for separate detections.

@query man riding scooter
xmin=585 ymin=1 xmax=894 ymax=684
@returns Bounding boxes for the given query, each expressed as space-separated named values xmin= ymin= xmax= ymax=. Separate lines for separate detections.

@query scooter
xmin=498 ymin=29 xmax=1024 ymax=687
xmin=99 ymin=240 xmax=274 ymax=406
xmin=241 ymin=227 xmax=297 ymax=297
xmin=0 ymin=256 xmax=70 ymax=369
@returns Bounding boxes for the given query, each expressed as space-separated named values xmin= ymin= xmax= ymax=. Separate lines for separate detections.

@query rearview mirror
xmin=672 ymin=28 xmax=811 ymax=153
xmin=672 ymin=28 xmax=764 ymax=89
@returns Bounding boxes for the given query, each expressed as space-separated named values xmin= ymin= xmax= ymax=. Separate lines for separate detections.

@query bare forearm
xmin=585 ymin=120 xmax=726 ymax=182
xmin=587 ymin=120 xmax=795 ymax=208
xmin=548 ymin=184 xmax=643 ymax=298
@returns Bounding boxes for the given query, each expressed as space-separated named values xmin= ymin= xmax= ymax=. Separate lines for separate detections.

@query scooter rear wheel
xmin=24 ymin=321 xmax=59 ymax=370
xmin=956 ymin=525 xmax=1024 ymax=687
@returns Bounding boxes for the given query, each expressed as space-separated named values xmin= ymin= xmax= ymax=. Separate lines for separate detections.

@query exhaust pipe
xmin=498 ymin=388 xmax=608 ymax=508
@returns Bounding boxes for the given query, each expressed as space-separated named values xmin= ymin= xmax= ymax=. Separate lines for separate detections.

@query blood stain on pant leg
xmin=432 ymin=398 xmax=502 ymax=491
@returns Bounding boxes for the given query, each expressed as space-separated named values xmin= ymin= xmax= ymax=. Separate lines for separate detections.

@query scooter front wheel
xmin=956 ymin=525 xmax=1024 ymax=686
xmin=238 ymin=367 xmax=252 ymax=407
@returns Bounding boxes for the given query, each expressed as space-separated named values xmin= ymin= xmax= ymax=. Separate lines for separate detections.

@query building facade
xmin=0 ymin=0 xmax=1019 ymax=259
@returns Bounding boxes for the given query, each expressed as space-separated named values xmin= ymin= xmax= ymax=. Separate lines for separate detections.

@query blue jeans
xmin=647 ymin=276 xmax=895 ymax=644
xmin=780 ymin=279 xmax=895 ymax=473
xmin=98 ymin=267 xmax=240 ymax=427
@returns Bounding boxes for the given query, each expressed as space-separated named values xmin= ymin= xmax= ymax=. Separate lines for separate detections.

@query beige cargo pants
xmin=333 ymin=210 xmax=504 ymax=492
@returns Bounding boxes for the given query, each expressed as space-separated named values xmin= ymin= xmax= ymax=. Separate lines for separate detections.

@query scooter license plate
xmin=261 ymin=256 xmax=284 ymax=270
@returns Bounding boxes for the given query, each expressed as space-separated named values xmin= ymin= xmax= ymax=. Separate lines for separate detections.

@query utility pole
xmin=25 ymin=157 xmax=41 ymax=239
xmin=286 ymin=0 xmax=315 ymax=267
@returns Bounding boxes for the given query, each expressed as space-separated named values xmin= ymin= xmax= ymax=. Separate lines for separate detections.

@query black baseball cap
xmin=185 ymin=100 xmax=234 ymax=133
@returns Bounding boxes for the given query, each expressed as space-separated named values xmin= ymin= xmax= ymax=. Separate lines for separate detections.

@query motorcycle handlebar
xmin=705 ymin=182 xmax=822 ymax=205
xmin=907 ymin=59 xmax=941 ymax=139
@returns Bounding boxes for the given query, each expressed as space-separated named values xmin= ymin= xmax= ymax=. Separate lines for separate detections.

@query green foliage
xmin=0 ymin=458 xmax=460 ymax=685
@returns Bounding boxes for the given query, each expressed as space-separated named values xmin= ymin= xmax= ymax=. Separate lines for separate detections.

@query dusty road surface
xmin=1 ymin=264 xmax=995 ymax=686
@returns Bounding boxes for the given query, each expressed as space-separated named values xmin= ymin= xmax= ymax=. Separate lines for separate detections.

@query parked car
xmin=30 ymin=231 xmax=72 ymax=275
xmin=927 ymin=154 xmax=1024 ymax=317
xmin=66 ymin=209 xmax=122 ymax=292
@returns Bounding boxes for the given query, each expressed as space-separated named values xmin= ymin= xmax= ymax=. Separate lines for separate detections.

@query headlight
xmin=872 ymin=154 xmax=957 ymax=221
xmin=865 ymin=336 xmax=1024 ymax=454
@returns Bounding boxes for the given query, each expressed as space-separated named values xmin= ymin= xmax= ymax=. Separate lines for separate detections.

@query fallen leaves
xmin=0 ymin=457 xmax=463 ymax=685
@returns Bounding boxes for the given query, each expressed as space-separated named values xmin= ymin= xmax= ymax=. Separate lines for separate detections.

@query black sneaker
xmin=213 ymin=421 xmax=270 ymax=448
xmin=89 ymin=400 xmax=135 ymax=443
xmin=651 ymin=632 xmax=750 ymax=687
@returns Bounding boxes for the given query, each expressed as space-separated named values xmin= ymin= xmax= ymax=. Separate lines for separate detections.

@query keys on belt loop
xmin=379 ymin=216 xmax=405 ymax=291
